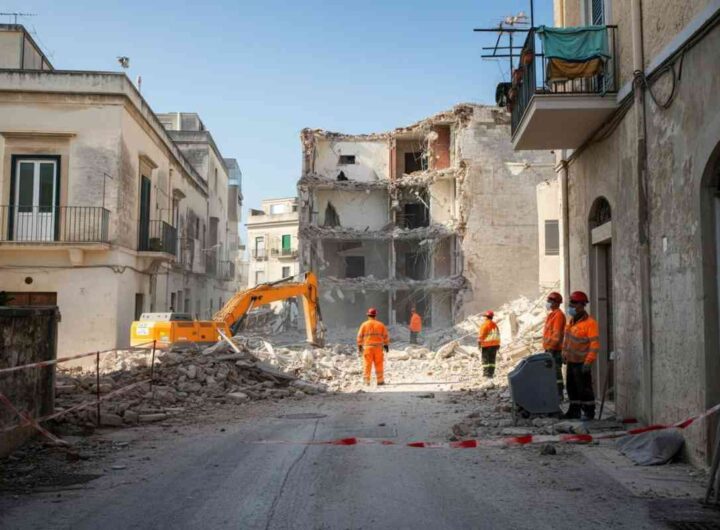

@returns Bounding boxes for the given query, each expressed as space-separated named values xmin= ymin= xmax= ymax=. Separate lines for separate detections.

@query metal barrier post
xmin=95 ymin=350 xmax=101 ymax=426
xmin=150 ymin=340 xmax=157 ymax=390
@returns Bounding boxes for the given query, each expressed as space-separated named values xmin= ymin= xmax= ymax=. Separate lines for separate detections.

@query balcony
xmin=510 ymin=26 xmax=618 ymax=150
xmin=0 ymin=205 xmax=109 ymax=244
xmin=271 ymin=247 xmax=298 ymax=259
xmin=139 ymin=220 xmax=177 ymax=256
xmin=252 ymin=248 xmax=267 ymax=261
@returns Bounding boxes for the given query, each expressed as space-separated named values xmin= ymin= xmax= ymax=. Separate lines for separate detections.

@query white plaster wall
xmin=0 ymin=31 xmax=21 ymax=68
xmin=536 ymin=178 xmax=562 ymax=289
xmin=314 ymin=139 xmax=389 ymax=182
xmin=315 ymin=189 xmax=388 ymax=230
xmin=429 ymin=180 xmax=455 ymax=225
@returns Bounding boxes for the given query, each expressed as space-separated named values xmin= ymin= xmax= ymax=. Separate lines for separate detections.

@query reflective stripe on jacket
xmin=542 ymin=309 xmax=566 ymax=351
xmin=409 ymin=313 xmax=422 ymax=333
xmin=479 ymin=320 xmax=500 ymax=348
xmin=357 ymin=318 xmax=390 ymax=348
xmin=562 ymin=313 xmax=600 ymax=364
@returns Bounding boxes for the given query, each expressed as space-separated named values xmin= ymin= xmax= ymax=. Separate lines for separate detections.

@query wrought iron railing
xmin=252 ymin=249 xmax=267 ymax=260
xmin=139 ymin=220 xmax=177 ymax=255
xmin=0 ymin=205 xmax=110 ymax=243
xmin=217 ymin=260 xmax=235 ymax=280
xmin=511 ymin=26 xmax=618 ymax=135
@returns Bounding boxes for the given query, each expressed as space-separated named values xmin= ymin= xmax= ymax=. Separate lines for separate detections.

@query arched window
xmin=589 ymin=196 xmax=611 ymax=229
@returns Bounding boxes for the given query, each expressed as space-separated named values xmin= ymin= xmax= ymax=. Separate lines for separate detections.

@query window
xmin=254 ymin=236 xmax=265 ymax=259
xmin=585 ymin=0 xmax=605 ymax=25
xmin=404 ymin=152 xmax=427 ymax=174
xmin=545 ymin=220 xmax=560 ymax=256
xmin=255 ymin=270 xmax=265 ymax=284
xmin=270 ymin=203 xmax=287 ymax=215
xmin=214 ymin=168 xmax=218 ymax=191
xmin=339 ymin=155 xmax=356 ymax=165
xmin=170 ymin=292 xmax=176 ymax=311
xmin=282 ymin=234 xmax=291 ymax=254
xmin=282 ymin=266 xmax=291 ymax=278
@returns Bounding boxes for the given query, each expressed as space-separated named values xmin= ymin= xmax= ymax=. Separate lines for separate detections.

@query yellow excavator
xmin=130 ymin=272 xmax=325 ymax=348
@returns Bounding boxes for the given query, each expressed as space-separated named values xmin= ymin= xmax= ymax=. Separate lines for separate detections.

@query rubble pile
xmin=54 ymin=339 xmax=327 ymax=427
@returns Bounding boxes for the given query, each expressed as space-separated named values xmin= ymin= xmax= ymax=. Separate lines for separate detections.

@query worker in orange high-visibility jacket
xmin=478 ymin=310 xmax=501 ymax=377
xmin=543 ymin=291 xmax=567 ymax=400
xmin=409 ymin=307 xmax=422 ymax=345
xmin=357 ymin=308 xmax=390 ymax=386
xmin=562 ymin=291 xmax=600 ymax=420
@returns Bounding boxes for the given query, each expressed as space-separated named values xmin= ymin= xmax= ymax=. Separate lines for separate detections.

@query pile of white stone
xmin=54 ymin=338 xmax=327 ymax=428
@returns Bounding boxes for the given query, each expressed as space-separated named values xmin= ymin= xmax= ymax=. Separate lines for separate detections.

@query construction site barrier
xmin=0 ymin=341 xmax=157 ymax=446
xmin=251 ymin=402 xmax=720 ymax=449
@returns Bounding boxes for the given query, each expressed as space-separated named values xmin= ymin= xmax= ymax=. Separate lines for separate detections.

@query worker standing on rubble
xmin=542 ymin=292 xmax=566 ymax=400
xmin=562 ymin=291 xmax=600 ymax=420
xmin=409 ymin=307 xmax=422 ymax=345
xmin=478 ymin=310 xmax=501 ymax=378
xmin=357 ymin=308 xmax=390 ymax=386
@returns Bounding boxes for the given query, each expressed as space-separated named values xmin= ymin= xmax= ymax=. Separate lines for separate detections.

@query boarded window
xmin=545 ymin=220 xmax=560 ymax=256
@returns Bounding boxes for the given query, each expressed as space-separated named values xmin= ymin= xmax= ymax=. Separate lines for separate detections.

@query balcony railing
xmin=139 ymin=220 xmax=177 ymax=256
xmin=0 ymin=205 xmax=110 ymax=243
xmin=511 ymin=26 xmax=618 ymax=135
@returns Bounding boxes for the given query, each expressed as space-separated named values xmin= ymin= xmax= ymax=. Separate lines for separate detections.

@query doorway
xmin=138 ymin=176 xmax=151 ymax=250
xmin=589 ymin=197 xmax=614 ymax=403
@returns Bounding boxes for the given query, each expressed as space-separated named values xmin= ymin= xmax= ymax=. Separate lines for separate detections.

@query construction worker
xmin=542 ymin=291 xmax=566 ymax=400
xmin=478 ymin=310 xmax=500 ymax=378
xmin=562 ymin=291 xmax=600 ymax=420
xmin=409 ymin=307 xmax=422 ymax=344
xmin=357 ymin=308 xmax=390 ymax=386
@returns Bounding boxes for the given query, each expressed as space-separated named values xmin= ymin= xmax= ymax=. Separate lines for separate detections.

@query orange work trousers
xmin=363 ymin=347 xmax=384 ymax=384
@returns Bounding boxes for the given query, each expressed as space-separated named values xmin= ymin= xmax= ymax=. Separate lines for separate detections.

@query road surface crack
xmin=264 ymin=418 xmax=320 ymax=530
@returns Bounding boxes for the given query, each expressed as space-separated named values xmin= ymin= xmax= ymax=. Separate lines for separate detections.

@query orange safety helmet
xmin=367 ymin=307 xmax=377 ymax=317
xmin=569 ymin=291 xmax=590 ymax=304
xmin=547 ymin=291 xmax=563 ymax=304
xmin=483 ymin=310 xmax=494 ymax=318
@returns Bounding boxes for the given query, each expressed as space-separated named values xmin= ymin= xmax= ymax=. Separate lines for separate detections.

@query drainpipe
xmin=632 ymin=0 xmax=654 ymax=423
xmin=558 ymin=153 xmax=570 ymax=301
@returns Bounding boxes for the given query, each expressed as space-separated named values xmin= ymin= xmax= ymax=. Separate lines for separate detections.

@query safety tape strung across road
xmin=0 ymin=342 xmax=156 ymax=375
xmin=252 ymin=402 xmax=720 ymax=449
xmin=0 ymin=379 xmax=152 ymax=435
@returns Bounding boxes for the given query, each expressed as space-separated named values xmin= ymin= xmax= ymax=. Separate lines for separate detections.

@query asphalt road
xmin=0 ymin=387 xmax=687 ymax=529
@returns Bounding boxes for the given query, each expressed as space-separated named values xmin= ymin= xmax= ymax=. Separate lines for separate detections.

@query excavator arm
xmin=213 ymin=272 xmax=325 ymax=346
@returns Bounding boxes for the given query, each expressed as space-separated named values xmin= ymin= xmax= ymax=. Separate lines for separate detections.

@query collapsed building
xmin=298 ymin=104 xmax=555 ymax=331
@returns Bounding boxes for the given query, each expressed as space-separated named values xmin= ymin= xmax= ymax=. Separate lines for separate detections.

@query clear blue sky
xmin=7 ymin=0 xmax=552 ymax=238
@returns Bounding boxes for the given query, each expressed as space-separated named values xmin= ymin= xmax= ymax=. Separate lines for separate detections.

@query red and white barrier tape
xmin=252 ymin=402 xmax=720 ymax=449
xmin=0 ymin=392 xmax=69 ymax=446
xmin=0 ymin=378 xmax=152 ymax=435
xmin=0 ymin=342 xmax=156 ymax=375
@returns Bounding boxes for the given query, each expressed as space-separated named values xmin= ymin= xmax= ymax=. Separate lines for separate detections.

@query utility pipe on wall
xmin=631 ymin=0 xmax=654 ymax=423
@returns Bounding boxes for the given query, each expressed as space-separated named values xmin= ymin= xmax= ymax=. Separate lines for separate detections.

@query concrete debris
xmin=54 ymin=338 xmax=327 ymax=428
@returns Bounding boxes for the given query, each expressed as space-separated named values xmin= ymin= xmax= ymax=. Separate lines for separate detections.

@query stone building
xmin=0 ymin=25 xmax=241 ymax=358
xmin=511 ymin=0 xmax=720 ymax=462
xmin=298 ymin=104 xmax=554 ymax=332
xmin=245 ymin=197 xmax=299 ymax=287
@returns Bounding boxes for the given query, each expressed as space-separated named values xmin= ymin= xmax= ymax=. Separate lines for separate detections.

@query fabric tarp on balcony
xmin=537 ymin=25 xmax=609 ymax=81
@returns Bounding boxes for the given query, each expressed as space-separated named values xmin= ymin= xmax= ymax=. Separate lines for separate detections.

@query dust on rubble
xmin=53 ymin=289 xmax=556 ymax=433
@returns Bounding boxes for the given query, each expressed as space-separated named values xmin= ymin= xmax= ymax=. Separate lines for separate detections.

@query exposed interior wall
xmin=320 ymin=289 xmax=389 ymax=330
xmin=429 ymin=179 xmax=456 ymax=225
xmin=315 ymin=189 xmax=388 ymax=229
xmin=314 ymin=139 xmax=389 ymax=182
xmin=318 ymin=240 xmax=389 ymax=279
xmin=431 ymin=291 xmax=453 ymax=328
xmin=395 ymin=138 xmax=426 ymax=177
